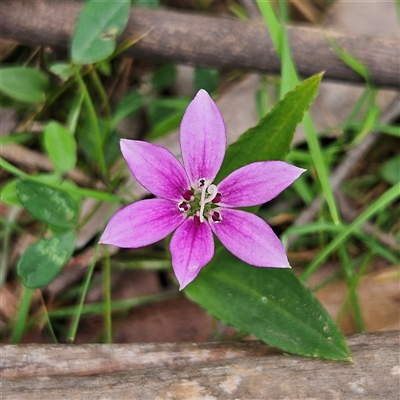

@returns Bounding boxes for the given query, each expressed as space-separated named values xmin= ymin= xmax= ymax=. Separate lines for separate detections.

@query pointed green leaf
xmin=185 ymin=250 xmax=351 ymax=361
xmin=215 ymin=73 xmax=323 ymax=182
xmin=71 ymin=0 xmax=131 ymax=64
xmin=0 ymin=67 xmax=49 ymax=104
xmin=16 ymin=180 xmax=79 ymax=229
xmin=17 ymin=231 xmax=77 ymax=288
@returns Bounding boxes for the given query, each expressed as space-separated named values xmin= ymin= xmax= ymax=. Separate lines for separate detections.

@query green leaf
xmin=151 ymin=64 xmax=177 ymax=91
xmin=16 ymin=180 xmax=79 ymax=229
xmin=112 ymin=91 xmax=144 ymax=127
xmin=43 ymin=121 xmax=77 ymax=173
xmin=49 ymin=62 xmax=74 ymax=81
xmin=194 ymin=67 xmax=220 ymax=94
xmin=380 ymin=154 xmax=400 ymax=185
xmin=149 ymin=111 xmax=184 ymax=140
xmin=71 ymin=0 xmax=131 ymax=65
xmin=327 ymin=38 xmax=370 ymax=81
xmin=97 ymin=60 xmax=112 ymax=76
xmin=0 ymin=67 xmax=49 ymax=104
xmin=185 ymin=250 xmax=351 ymax=361
xmin=215 ymin=73 xmax=323 ymax=182
xmin=301 ymin=182 xmax=400 ymax=280
xmin=148 ymin=97 xmax=189 ymax=135
xmin=17 ymin=231 xmax=77 ymax=288
xmin=0 ymin=179 xmax=20 ymax=206
xmin=1 ymin=132 xmax=32 ymax=145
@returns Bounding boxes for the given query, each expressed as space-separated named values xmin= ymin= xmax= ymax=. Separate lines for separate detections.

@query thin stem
xmin=89 ymin=66 xmax=112 ymax=142
xmin=103 ymin=247 xmax=112 ymax=343
xmin=39 ymin=291 xmax=58 ymax=343
xmin=67 ymin=243 xmax=100 ymax=342
xmin=89 ymin=66 xmax=112 ymax=117
xmin=10 ymin=286 xmax=34 ymax=343
xmin=74 ymin=69 xmax=106 ymax=175
xmin=338 ymin=246 xmax=364 ymax=332
xmin=301 ymin=182 xmax=400 ymax=281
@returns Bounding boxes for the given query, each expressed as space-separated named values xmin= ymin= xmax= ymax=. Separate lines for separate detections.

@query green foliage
xmin=3 ymin=0 xmax=394 ymax=357
xmin=327 ymin=38 xmax=370 ymax=81
xmin=194 ymin=67 xmax=220 ymax=94
xmin=71 ymin=0 xmax=131 ymax=64
xmin=216 ymin=73 xmax=323 ymax=182
xmin=17 ymin=231 xmax=77 ymax=288
xmin=43 ymin=121 xmax=77 ymax=173
xmin=301 ymin=182 xmax=400 ymax=281
xmin=16 ymin=180 xmax=80 ymax=230
xmin=152 ymin=65 xmax=177 ymax=91
xmin=149 ymin=111 xmax=185 ymax=140
xmin=0 ymin=67 xmax=49 ymax=103
xmin=0 ymin=179 xmax=20 ymax=206
xmin=380 ymin=154 xmax=400 ymax=185
xmin=112 ymin=91 xmax=145 ymax=127
xmin=256 ymin=0 xmax=340 ymax=224
xmin=186 ymin=251 xmax=351 ymax=360
xmin=148 ymin=97 xmax=190 ymax=139
xmin=49 ymin=63 xmax=74 ymax=81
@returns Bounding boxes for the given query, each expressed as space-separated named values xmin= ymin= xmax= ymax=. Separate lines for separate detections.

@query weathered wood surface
xmin=1 ymin=332 xmax=399 ymax=399
xmin=0 ymin=0 xmax=399 ymax=88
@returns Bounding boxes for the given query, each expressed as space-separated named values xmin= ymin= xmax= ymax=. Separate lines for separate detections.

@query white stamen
xmin=199 ymin=182 xmax=218 ymax=222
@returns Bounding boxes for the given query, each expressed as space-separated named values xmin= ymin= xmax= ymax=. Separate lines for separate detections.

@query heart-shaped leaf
xmin=0 ymin=67 xmax=49 ymax=104
xmin=43 ymin=121 xmax=77 ymax=173
xmin=16 ymin=180 xmax=79 ymax=229
xmin=17 ymin=231 xmax=77 ymax=288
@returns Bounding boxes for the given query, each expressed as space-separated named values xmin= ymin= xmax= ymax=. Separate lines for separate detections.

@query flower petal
xmin=170 ymin=218 xmax=214 ymax=290
xmin=100 ymin=199 xmax=185 ymax=248
xmin=180 ymin=89 xmax=226 ymax=184
xmin=120 ymin=139 xmax=190 ymax=201
xmin=210 ymin=208 xmax=290 ymax=267
xmin=217 ymin=161 xmax=306 ymax=207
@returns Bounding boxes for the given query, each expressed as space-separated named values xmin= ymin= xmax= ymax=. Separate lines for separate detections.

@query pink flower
xmin=100 ymin=90 xmax=305 ymax=289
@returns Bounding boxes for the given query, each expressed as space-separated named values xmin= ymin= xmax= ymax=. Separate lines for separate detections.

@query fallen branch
xmin=1 ymin=332 xmax=399 ymax=398
xmin=0 ymin=0 xmax=399 ymax=87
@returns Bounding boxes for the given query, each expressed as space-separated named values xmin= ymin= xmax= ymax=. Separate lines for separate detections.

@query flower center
xmin=178 ymin=178 xmax=222 ymax=224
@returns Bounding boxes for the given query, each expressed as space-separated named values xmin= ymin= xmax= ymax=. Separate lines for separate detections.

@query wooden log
xmin=1 ymin=331 xmax=399 ymax=399
xmin=0 ymin=0 xmax=399 ymax=88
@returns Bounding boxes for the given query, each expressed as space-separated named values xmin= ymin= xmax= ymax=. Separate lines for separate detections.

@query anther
xmin=178 ymin=201 xmax=190 ymax=212
xmin=211 ymin=211 xmax=222 ymax=223
xmin=212 ymin=193 xmax=222 ymax=204
xmin=193 ymin=213 xmax=201 ymax=227
xmin=182 ymin=189 xmax=194 ymax=201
